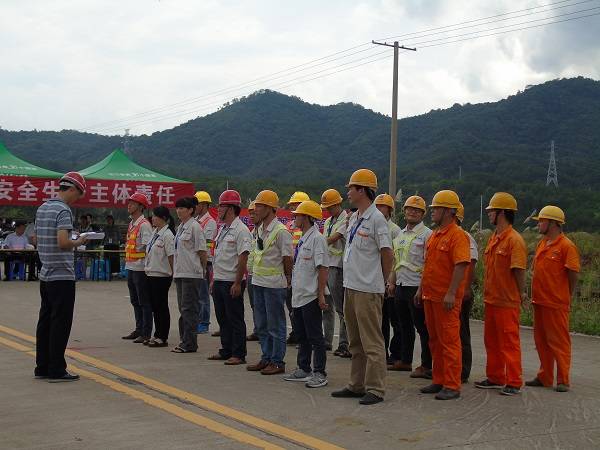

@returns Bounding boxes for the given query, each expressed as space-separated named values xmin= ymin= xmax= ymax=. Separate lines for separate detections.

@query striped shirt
xmin=35 ymin=198 xmax=75 ymax=281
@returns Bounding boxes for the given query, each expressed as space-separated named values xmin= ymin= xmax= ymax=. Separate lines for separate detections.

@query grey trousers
xmin=175 ymin=278 xmax=201 ymax=351
xmin=323 ymin=266 xmax=348 ymax=350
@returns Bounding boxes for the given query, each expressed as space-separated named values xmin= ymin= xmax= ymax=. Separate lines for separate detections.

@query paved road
xmin=1 ymin=281 xmax=599 ymax=449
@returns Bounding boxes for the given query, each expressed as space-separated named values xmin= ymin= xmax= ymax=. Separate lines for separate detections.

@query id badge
xmin=343 ymin=246 xmax=351 ymax=263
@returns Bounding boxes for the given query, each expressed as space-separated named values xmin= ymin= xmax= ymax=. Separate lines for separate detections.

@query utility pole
xmin=546 ymin=140 xmax=558 ymax=187
xmin=372 ymin=40 xmax=416 ymax=198
xmin=123 ymin=129 xmax=131 ymax=155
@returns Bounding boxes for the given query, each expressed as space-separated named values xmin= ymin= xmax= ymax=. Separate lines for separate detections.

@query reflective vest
xmin=253 ymin=221 xmax=287 ymax=277
xmin=323 ymin=215 xmax=344 ymax=256
xmin=125 ymin=217 xmax=150 ymax=262
xmin=393 ymin=223 xmax=428 ymax=273
xmin=287 ymin=221 xmax=303 ymax=249
xmin=247 ymin=229 xmax=258 ymax=274
xmin=197 ymin=214 xmax=215 ymax=256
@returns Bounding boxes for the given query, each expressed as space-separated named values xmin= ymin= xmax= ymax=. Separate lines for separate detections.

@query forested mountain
xmin=1 ymin=76 xmax=599 ymax=230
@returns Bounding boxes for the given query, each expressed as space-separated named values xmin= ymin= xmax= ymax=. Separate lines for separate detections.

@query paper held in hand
xmin=72 ymin=232 xmax=105 ymax=240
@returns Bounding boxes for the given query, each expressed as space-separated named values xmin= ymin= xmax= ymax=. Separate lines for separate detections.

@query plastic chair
xmin=91 ymin=258 xmax=111 ymax=281
xmin=75 ymin=258 xmax=87 ymax=280
xmin=8 ymin=260 xmax=26 ymax=281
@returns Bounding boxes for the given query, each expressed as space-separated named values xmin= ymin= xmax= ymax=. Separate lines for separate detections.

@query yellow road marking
xmin=0 ymin=335 xmax=282 ymax=450
xmin=0 ymin=324 xmax=345 ymax=450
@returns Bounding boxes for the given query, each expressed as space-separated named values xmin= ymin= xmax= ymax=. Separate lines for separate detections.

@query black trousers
xmin=147 ymin=276 xmax=172 ymax=341
xmin=408 ymin=291 xmax=432 ymax=370
xmin=382 ymin=295 xmax=402 ymax=361
xmin=127 ymin=270 xmax=153 ymax=337
xmin=394 ymin=285 xmax=418 ymax=364
xmin=35 ymin=280 xmax=76 ymax=377
xmin=460 ymin=297 xmax=473 ymax=380
xmin=292 ymin=299 xmax=327 ymax=375
xmin=103 ymin=243 xmax=121 ymax=274
xmin=213 ymin=280 xmax=247 ymax=359
xmin=286 ymin=287 xmax=297 ymax=337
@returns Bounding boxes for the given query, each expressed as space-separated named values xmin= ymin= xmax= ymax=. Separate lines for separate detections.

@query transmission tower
xmin=546 ymin=140 xmax=558 ymax=187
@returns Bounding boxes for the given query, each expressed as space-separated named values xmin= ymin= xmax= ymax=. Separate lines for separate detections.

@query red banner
xmin=0 ymin=176 xmax=194 ymax=208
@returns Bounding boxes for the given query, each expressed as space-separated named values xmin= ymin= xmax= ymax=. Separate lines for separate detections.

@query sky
xmin=1 ymin=0 xmax=599 ymax=135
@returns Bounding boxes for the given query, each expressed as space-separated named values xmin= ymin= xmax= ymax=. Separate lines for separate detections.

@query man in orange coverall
xmin=475 ymin=192 xmax=527 ymax=396
xmin=415 ymin=190 xmax=469 ymax=401
xmin=526 ymin=205 xmax=580 ymax=393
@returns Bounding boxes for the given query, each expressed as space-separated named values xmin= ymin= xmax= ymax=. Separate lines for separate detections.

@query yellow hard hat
xmin=486 ymin=192 xmax=517 ymax=211
xmin=456 ymin=202 xmax=465 ymax=222
xmin=248 ymin=201 xmax=256 ymax=211
xmin=320 ymin=189 xmax=343 ymax=208
xmin=194 ymin=191 xmax=212 ymax=204
xmin=292 ymin=200 xmax=323 ymax=220
xmin=346 ymin=168 xmax=378 ymax=190
xmin=430 ymin=190 xmax=460 ymax=209
xmin=375 ymin=193 xmax=395 ymax=209
xmin=533 ymin=205 xmax=565 ymax=224
xmin=403 ymin=195 xmax=426 ymax=212
xmin=287 ymin=191 xmax=310 ymax=205
xmin=254 ymin=190 xmax=279 ymax=209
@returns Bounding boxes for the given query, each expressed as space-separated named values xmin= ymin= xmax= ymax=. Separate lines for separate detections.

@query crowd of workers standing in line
xmin=32 ymin=169 xmax=580 ymax=405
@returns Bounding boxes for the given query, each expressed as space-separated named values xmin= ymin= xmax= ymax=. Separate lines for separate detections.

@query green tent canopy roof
xmin=0 ymin=142 xmax=63 ymax=177
xmin=79 ymin=149 xmax=189 ymax=183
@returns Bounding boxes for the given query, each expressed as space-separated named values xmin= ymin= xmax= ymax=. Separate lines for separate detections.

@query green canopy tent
xmin=0 ymin=142 xmax=63 ymax=206
xmin=76 ymin=149 xmax=194 ymax=208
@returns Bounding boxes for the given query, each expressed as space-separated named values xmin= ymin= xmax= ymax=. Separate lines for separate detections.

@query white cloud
xmin=0 ymin=0 xmax=599 ymax=134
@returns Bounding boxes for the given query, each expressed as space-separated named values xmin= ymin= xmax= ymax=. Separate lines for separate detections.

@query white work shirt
xmin=3 ymin=232 xmax=29 ymax=249
xmin=173 ymin=218 xmax=207 ymax=279
xmin=196 ymin=212 xmax=217 ymax=262
xmin=144 ymin=225 xmax=175 ymax=277
xmin=125 ymin=216 xmax=153 ymax=272
xmin=322 ymin=210 xmax=347 ymax=268
xmin=213 ymin=217 xmax=253 ymax=282
xmin=342 ymin=203 xmax=392 ymax=294
xmin=292 ymin=225 xmax=329 ymax=308
xmin=394 ymin=222 xmax=433 ymax=287
xmin=251 ymin=218 xmax=293 ymax=289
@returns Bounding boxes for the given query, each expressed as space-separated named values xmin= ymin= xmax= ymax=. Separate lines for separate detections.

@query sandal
xmin=338 ymin=350 xmax=352 ymax=358
xmin=148 ymin=339 xmax=168 ymax=348
xmin=207 ymin=354 xmax=228 ymax=360
xmin=171 ymin=346 xmax=195 ymax=353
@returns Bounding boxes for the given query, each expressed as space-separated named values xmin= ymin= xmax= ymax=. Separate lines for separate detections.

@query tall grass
xmin=470 ymin=230 xmax=600 ymax=336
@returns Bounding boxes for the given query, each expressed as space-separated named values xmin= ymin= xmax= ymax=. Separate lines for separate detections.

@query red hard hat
xmin=219 ymin=190 xmax=242 ymax=207
xmin=60 ymin=172 xmax=86 ymax=194
xmin=129 ymin=192 xmax=150 ymax=208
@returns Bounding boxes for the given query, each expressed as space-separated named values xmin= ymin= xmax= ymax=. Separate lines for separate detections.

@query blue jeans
xmin=198 ymin=277 xmax=210 ymax=326
xmin=253 ymin=285 xmax=287 ymax=366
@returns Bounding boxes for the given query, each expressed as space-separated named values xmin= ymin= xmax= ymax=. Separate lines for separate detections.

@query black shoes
xmin=47 ymin=372 xmax=80 ymax=383
xmin=435 ymin=388 xmax=460 ymax=400
xmin=420 ymin=383 xmax=443 ymax=394
xmin=331 ymin=388 xmax=365 ymax=398
xmin=359 ymin=392 xmax=384 ymax=405
xmin=122 ymin=331 xmax=140 ymax=340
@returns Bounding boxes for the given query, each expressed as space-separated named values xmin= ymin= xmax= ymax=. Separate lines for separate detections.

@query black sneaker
xmin=34 ymin=371 xmax=49 ymax=379
xmin=331 ymin=387 xmax=365 ymax=398
xmin=474 ymin=379 xmax=503 ymax=389
xmin=420 ymin=383 xmax=443 ymax=394
xmin=525 ymin=378 xmax=544 ymax=387
xmin=122 ymin=331 xmax=140 ymax=340
xmin=500 ymin=386 xmax=521 ymax=396
xmin=286 ymin=334 xmax=298 ymax=345
xmin=48 ymin=372 xmax=80 ymax=383
xmin=359 ymin=392 xmax=383 ymax=405
xmin=435 ymin=388 xmax=460 ymax=400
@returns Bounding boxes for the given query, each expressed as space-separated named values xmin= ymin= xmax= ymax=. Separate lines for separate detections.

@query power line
xmin=85 ymin=2 xmax=600 ymax=134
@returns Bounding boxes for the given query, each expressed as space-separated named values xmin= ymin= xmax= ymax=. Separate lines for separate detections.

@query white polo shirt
xmin=393 ymin=222 xmax=433 ymax=287
xmin=213 ymin=217 xmax=253 ymax=282
xmin=145 ymin=225 xmax=175 ymax=277
xmin=342 ymin=203 xmax=392 ymax=294
xmin=173 ymin=218 xmax=207 ymax=279
xmin=292 ymin=225 xmax=329 ymax=308
xmin=322 ymin=210 xmax=347 ymax=269
xmin=251 ymin=217 xmax=293 ymax=289
xmin=125 ymin=215 xmax=153 ymax=272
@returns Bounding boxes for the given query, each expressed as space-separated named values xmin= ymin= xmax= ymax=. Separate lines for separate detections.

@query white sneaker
xmin=283 ymin=368 xmax=312 ymax=382
xmin=305 ymin=372 xmax=328 ymax=388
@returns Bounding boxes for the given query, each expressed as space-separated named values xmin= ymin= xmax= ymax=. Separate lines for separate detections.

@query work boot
xmin=420 ymin=383 xmax=443 ymax=394
xmin=525 ymin=377 xmax=545 ymax=387
xmin=435 ymin=388 xmax=460 ymax=400
xmin=556 ymin=384 xmax=570 ymax=392
xmin=331 ymin=387 xmax=365 ymax=398
xmin=359 ymin=392 xmax=383 ymax=405
xmin=387 ymin=361 xmax=412 ymax=371
xmin=246 ymin=360 xmax=269 ymax=372
xmin=410 ymin=366 xmax=432 ymax=379
xmin=474 ymin=379 xmax=503 ymax=389
xmin=261 ymin=363 xmax=285 ymax=375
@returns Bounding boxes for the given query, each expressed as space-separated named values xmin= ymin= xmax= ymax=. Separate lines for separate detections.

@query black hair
xmin=363 ymin=187 xmax=376 ymax=201
xmin=503 ymin=210 xmax=515 ymax=225
xmin=153 ymin=205 xmax=176 ymax=233
xmin=233 ymin=205 xmax=241 ymax=216
xmin=106 ymin=215 xmax=114 ymax=220
xmin=191 ymin=196 xmax=199 ymax=206
xmin=175 ymin=197 xmax=196 ymax=210
xmin=59 ymin=185 xmax=70 ymax=192
xmin=14 ymin=219 xmax=27 ymax=227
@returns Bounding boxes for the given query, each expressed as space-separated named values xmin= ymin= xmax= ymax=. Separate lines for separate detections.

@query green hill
xmin=1 ymin=76 xmax=599 ymax=230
